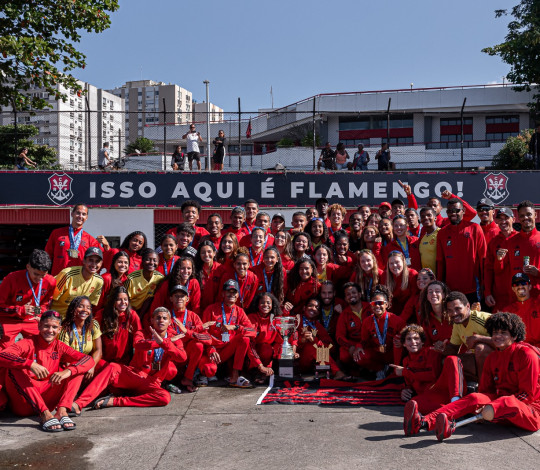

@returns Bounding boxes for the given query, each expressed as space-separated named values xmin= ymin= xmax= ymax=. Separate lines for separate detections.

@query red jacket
xmin=223 ymin=226 xmax=246 ymax=242
xmin=361 ymin=311 xmax=405 ymax=364
xmin=97 ymin=272 xmax=128 ymax=310
xmin=102 ymin=248 xmax=142 ymax=275
xmin=335 ymin=302 xmax=370 ymax=349
xmin=503 ymin=228 xmax=540 ymax=291
xmin=483 ymin=231 xmax=517 ymax=310
xmin=0 ymin=336 xmax=94 ymax=378
xmin=402 ymin=347 xmax=444 ymax=394
xmin=45 ymin=226 xmax=99 ymax=276
xmin=247 ymin=313 xmax=284 ymax=366
xmin=201 ymin=302 xmax=256 ymax=349
xmin=150 ymin=278 xmax=201 ymax=317
xmin=436 ymin=220 xmax=487 ymax=294
xmin=381 ymin=236 xmax=421 ymax=272
xmin=504 ymin=297 xmax=540 ymax=347
xmin=94 ymin=308 xmax=142 ymax=365
xmin=481 ymin=220 xmax=501 ymax=247
xmin=285 ymin=278 xmax=321 ymax=315
xmin=297 ymin=316 xmax=335 ymax=351
xmin=434 ymin=194 xmax=477 ymax=228
xmin=216 ymin=268 xmax=258 ymax=311
xmin=250 ymin=264 xmax=288 ymax=297
xmin=419 ymin=311 xmax=453 ymax=347
xmin=168 ymin=308 xmax=212 ymax=346
xmin=156 ymin=254 xmax=180 ymax=277
xmin=381 ymin=269 xmax=418 ymax=316
xmin=0 ymin=269 xmax=56 ymax=322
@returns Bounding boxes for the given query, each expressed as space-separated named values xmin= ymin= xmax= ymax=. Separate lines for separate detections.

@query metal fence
xmin=1 ymin=98 xmax=530 ymax=172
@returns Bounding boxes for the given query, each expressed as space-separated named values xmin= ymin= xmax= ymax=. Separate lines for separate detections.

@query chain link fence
xmin=1 ymin=93 xmax=530 ymax=172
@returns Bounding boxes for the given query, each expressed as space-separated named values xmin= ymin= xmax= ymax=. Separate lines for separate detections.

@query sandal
xmin=228 ymin=376 xmax=254 ymax=389
xmin=59 ymin=416 xmax=76 ymax=431
xmin=91 ymin=394 xmax=114 ymax=410
xmin=68 ymin=403 xmax=81 ymax=417
xmin=41 ymin=418 xmax=63 ymax=433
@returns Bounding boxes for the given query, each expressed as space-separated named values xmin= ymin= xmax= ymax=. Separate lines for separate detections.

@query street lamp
xmin=203 ymin=80 xmax=210 ymax=171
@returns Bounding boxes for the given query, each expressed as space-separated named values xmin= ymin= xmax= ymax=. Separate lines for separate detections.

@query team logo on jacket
xmin=483 ymin=172 xmax=509 ymax=204
xmin=47 ymin=173 xmax=74 ymax=206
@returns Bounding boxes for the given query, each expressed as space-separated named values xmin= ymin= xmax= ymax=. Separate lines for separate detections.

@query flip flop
xmin=59 ymin=416 xmax=76 ymax=431
xmin=41 ymin=418 xmax=63 ymax=433
xmin=68 ymin=403 xmax=81 ymax=417
xmin=228 ymin=376 xmax=254 ymax=389
xmin=91 ymin=394 xmax=114 ymax=410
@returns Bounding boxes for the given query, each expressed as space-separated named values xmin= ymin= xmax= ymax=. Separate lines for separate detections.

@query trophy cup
xmin=313 ymin=344 xmax=333 ymax=379
xmin=272 ymin=315 xmax=300 ymax=378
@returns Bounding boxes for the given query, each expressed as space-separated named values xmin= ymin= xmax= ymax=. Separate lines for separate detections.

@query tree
xmin=0 ymin=124 xmax=58 ymax=168
xmin=125 ymin=137 xmax=157 ymax=155
xmin=0 ymin=1 xmax=119 ymax=111
xmin=482 ymin=0 xmax=540 ymax=118
xmin=491 ymin=129 xmax=535 ymax=169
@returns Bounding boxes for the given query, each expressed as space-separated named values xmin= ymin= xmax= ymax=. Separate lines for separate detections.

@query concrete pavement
xmin=0 ymin=383 xmax=539 ymax=470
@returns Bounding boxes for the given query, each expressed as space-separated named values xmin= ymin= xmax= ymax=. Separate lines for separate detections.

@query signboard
xmin=0 ymin=170 xmax=530 ymax=207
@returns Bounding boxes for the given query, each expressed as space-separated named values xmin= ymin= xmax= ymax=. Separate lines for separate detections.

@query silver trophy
xmin=272 ymin=315 xmax=300 ymax=378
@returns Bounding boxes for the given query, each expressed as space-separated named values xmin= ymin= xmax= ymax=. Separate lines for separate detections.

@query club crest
xmin=47 ymin=173 xmax=74 ymax=206
xmin=483 ymin=172 xmax=509 ymax=204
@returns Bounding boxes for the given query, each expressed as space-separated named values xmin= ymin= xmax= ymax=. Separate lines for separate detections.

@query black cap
xmin=84 ymin=247 xmax=103 ymax=259
xmin=391 ymin=198 xmax=406 ymax=207
xmin=476 ymin=198 xmax=494 ymax=209
xmin=512 ymin=273 xmax=530 ymax=284
xmin=169 ymin=284 xmax=189 ymax=296
xmin=272 ymin=213 xmax=285 ymax=221
xmin=496 ymin=207 xmax=514 ymax=218
xmin=223 ymin=279 xmax=239 ymax=291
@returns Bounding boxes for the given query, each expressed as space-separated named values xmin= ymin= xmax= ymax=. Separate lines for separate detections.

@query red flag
xmin=246 ymin=118 xmax=252 ymax=138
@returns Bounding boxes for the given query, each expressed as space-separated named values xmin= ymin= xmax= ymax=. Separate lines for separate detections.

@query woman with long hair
xmin=400 ymin=268 xmax=436 ymax=323
xmin=284 ymin=257 xmax=321 ymax=315
xmin=382 ymin=250 xmax=419 ymax=316
xmin=417 ymin=280 xmax=452 ymax=348
xmin=156 ymin=234 xmax=179 ymax=277
xmin=291 ymin=232 xmax=312 ymax=262
xmin=378 ymin=217 xmax=393 ymax=246
xmin=100 ymin=231 xmax=148 ymax=274
xmin=273 ymin=230 xmax=294 ymax=270
xmin=313 ymin=244 xmax=339 ymax=283
xmin=381 ymin=215 xmax=421 ymax=270
xmin=359 ymin=225 xmax=383 ymax=267
xmin=350 ymin=249 xmax=383 ymax=302
xmin=194 ymin=239 xmax=221 ymax=294
xmin=251 ymin=246 xmax=286 ymax=304
xmin=305 ymin=217 xmax=330 ymax=252
xmin=216 ymin=232 xmax=239 ymax=268
xmin=98 ymin=250 xmax=130 ymax=309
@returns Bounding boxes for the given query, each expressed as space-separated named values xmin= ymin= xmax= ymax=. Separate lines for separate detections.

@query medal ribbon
xmin=26 ymin=272 xmax=43 ymax=308
xmin=263 ymin=270 xmax=274 ymax=292
xmin=303 ymin=317 xmax=317 ymax=330
xmin=153 ymin=332 xmax=168 ymax=363
xmin=68 ymin=226 xmax=83 ymax=251
xmin=234 ymin=273 xmax=247 ymax=304
xmin=163 ymin=257 xmax=176 ymax=276
xmin=373 ymin=313 xmax=389 ymax=347
xmin=321 ymin=306 xmax=333 ymax=329
xmin=396 ymin=237 xmax=410 ymax=259
xmin=221 ymin=303 xmax=235 ymax=326
xmin=71 ymin=323 xmax=87 ymax=353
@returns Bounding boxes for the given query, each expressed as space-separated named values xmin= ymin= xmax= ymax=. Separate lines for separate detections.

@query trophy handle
xmin=293 ymin=314 xmax=301 ymax=332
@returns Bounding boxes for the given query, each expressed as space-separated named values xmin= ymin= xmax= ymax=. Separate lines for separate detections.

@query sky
xmin=74 ymin=0 xmax=518 ymax=112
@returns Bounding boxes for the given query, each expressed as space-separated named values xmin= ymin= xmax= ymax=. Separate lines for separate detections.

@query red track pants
xmin=0 ymin=322 xmax=39 ymax=348
xmin=200 ymin=335 xmax=250 ymax=377
xmin=248 ymin=342 xmax=274 ymax=369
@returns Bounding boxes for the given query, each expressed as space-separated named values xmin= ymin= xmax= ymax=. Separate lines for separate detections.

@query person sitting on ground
xmin=0 ymin=310 xmax=94 ymax=432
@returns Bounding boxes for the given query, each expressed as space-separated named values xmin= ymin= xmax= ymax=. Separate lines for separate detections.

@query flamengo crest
xmin=483 ymin=172 xmax=509 ymax=204
xmin=47 ymin=173 xmax=74 ymax=206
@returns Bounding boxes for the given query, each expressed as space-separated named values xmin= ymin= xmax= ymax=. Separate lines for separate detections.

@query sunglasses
xmin=446 ymin=208 xmax=462 ymax=214
xmin=41 ymin=310 xmax=61 ymax=319
xmin=370 ymin=300 xmax=386 ymax=306
xmin=477 ymin=207 xmax=493 ymax=212
xmin=512 ymin=281 xmax=528 ymax=286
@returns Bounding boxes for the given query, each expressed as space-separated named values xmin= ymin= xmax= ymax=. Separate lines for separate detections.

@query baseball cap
xmin=391 ymin=198 xmax=406 ymax=207
xmin=496 ymin=207 xmax=514 ymax=218
xmin=272 ymin=213 xmax=285 ymax=221
xmin=476 ymin=198 xmax=494 ymax=209
xmin=223 ymin=279 xmax=239 ymax=291
xmin=512 ymin=273 xmax=530 ymax=285
xmin=379 ymin=202 xmax=391 ymax=209
xmin=84 ymin=247 xmax=103 ymax=259
xmin=169 ymin=284 xmax=189 ymax=296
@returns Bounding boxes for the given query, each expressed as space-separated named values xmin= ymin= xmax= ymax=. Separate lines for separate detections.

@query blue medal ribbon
xmin=244 ymin=221 xmax=253 ymax=235
xmin=153 ymin=332 xmax=168 ymax=363
xmin=71 ymin=323 xmax=87 ymax=353
xmin=396 ymin=237 xmax=409 ymax=259
xmin=234 ymin=273 xmax=245 ymax=305
xmin=25 ymin=272 xmax=43 ymax=308
xmin=163 ymin=257 xmax=176 ymax=276
xmin=263 ymin=270 xmax=273 ymax=292
xmin=249 ymin=248 xmax=262 ymax=267
xmin=367 ymin=278 xmax=373 ymax=301
xmin=373 ymin=313 xmax=389 ymax=348
xmin=68 ymin=226 xmax=83 ymax=251
xmin=321 ymin=306 xmax=333 ymax=330
xmin=303 ymin=317 xmax=317 ymax=330
xmin=221 ymin=303 xmax=235 ymax=326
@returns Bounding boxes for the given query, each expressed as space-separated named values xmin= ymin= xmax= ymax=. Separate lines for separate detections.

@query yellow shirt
xmin=51 ymin=266 xmax=103 ymax=318
xmin=58 ymin=320 xmax=101 ymax=355
xmin=124 ymin=270 xmax=164 ymax=310
xmin=419 ymin=227 xmax=439 ymax=273
xmin=450 ymin=310 xmax=491 ymax=348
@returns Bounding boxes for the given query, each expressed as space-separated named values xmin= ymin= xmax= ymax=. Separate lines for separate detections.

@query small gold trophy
xmin=314 ymin=343 xmax=332 ymax=379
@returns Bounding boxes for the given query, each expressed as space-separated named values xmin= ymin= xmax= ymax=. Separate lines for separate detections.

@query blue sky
xmin=75 ymin=0 xmax=517 ymax=111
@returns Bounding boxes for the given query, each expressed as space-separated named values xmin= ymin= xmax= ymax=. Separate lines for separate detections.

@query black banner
xmin=0 ymin=170 xmax=533 ymax=207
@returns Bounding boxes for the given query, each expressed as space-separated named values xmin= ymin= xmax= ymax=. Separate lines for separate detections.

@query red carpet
xmin=260 ymin=376 xmax=405 ymax=406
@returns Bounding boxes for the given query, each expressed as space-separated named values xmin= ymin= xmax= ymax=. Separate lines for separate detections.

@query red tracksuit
xmin=381 ymin=236 xmax=421 ymax=272
xmin=247 ymin=313 xmax=283 ymax=369
xmin=503 ymin=228 xmax=540 ymax=291
xmin=481 ymin=221 xmax=500 ymax=247
xmin=504 ymin=298 xmax=540 ymax=347
xmin=419 ymin=311 xmax=453 ymax=347
xmin=435 ymin=194 xmax=477 ymax=228
xmin=217 ymin=269 xmax=258 ymax=311
xmin=200 ymin=303 xmax=256 ymax=377
xmin=150 ymin=278 xmax=201 ymax=318
xmin=222 ymin=226 xmax=246 ymax=242
xmin=424 ymin=342 xmax=540 ymax=432
xmin=484 ymin=231 xmax=517 ymax=311
xmin=349 ymin=268 xmax=384 ymax=302
xmin=401 ymin=292 xmax=421 ymax=324
xmin=199 ymin=262 xmax=222 ymax=312
xmin=0 ymin=336 xmax=94 ymax=416
xmin=336 ymin=303 xmax=370 ymax=365
xmin=75 ymin=329 xmax=186 ymax=408
xmin=285 ymin=278 xmax=321 ymax=315
xmin=402 ymin=348 xmax=464 ymax=414
xmin=94 ymin=308 xmax=142 ymax=365
xmin=102 ymin=248 xmax=142 ymax=275
xmin=168 ymin=308 xmax=213 ymax=381
xmin=0 ymin=270 xmax=57 ymax=347
xmin=320 ymin=300 xmax=345 ymax=345
xmin=240 ymin=234 xmax=275 ymax=250
xmin=97 ymin=272 xmax=128 ymax=310
xmin=296 ymin=316 xmax=339 ymax=374
xmin=45 ymin=226 xmax=99 ymax=276
xmin=357 ymin=311 xmax=406 ymax=371
xmin=250 ymin=264 xmax=288 ymax=297
xmin=381 ymin=269 xmax=418 ymax=317
xmin=156 ymin=255 xmax=180 ymax=277
xmin=436 ymin=221 xmax=487 ymax=296
xmin=166 ymin=225 xmax=209 ymax=249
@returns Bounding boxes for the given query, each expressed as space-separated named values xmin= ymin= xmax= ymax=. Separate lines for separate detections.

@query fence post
xmin=118 ymin=128 xmax=122 ymax=167
xmin=12 ymin=104 xmax=18 ymax=166
xmin=460 ymin=97 xmax=467 ymax=170
xmin=238 ymin=97 xmax=242 ymax=172
xmin=312 ymin=97 xmax=316 ymax=170
xmin=386 ymin=97 xmax=391 ymax=145
xmin=85 ymin=97 xmax=91 ymax=169
xmin=162 ymin=98 xmax=167 ymax=171
xmin=204 ymin=80 xmax=210 ymax=172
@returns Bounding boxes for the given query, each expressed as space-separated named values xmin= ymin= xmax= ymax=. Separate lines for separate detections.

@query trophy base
xmin=315 ymin=364 xmax=330 ymax=380
xmin=278 ymin=358 xmax=294 ymax=379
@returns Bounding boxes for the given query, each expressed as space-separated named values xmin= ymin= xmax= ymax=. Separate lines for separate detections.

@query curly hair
xmin=418 ymin=280 xmax=450 ymax=325
xmin=485 ymin=312 xmax=526 ymax=342
xmin=305 ymin=218 xmax=329 ymax=245
xmin=250 ymin=292 xmax=281 ymax=317
xmin=261 ymin=246 xmax=285 ymax=303
xmin=120 ymin=231 xmax=148 ymax=254
xmin=399 ymin=324 xmax=427 ymax=345
xmin=60 ymin=296 xmax=95 ymax=343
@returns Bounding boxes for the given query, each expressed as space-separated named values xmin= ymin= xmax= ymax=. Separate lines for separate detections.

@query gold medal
xmin=378 ymin=344 xmax=386 ymax=353
xmin=152 ymin=362 xmax=161 ymax=371
xmin=68 ymin=249 xmax=79 ymax=258
xmin=311 ymin=328 xmax=318 ymax=337
xmin=33 ymin=306 xmax=41 ymax=316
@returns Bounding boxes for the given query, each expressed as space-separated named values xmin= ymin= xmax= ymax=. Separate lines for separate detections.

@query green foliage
xmin=301 ymin=133 xmax=321 ymax=147
xmin=277 ymin=137 xmax=295 ymax=148
xmin=125 ymin=137 xmax=157 ymax=155
xmin=482 ymin=0 xmax=540 ymax=118
xmin=0 ymin=124 xmax=58 ymax=168
xmin=491 ymin=129 xmax=535 ymax=169
xmin=0 ymin=1 xmax=120 ymax=110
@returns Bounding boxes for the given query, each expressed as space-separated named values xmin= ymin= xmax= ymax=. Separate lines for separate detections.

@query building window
xmin=440 ymin=117 xmax=473 ymax=126
xmin=486 ymin=132 xmax=518 ymax=141
xmin=341 ymin=138 xmax=370 ymax=147
xmin=486 ymin=115 xmax=519 ymax=124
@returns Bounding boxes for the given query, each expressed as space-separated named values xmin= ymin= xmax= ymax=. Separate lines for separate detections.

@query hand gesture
xmin=334 ymin=304 xmax=343 ymax=314
xmin=433 ymin=339 xmax=447 ymax=352
xmin=523 ymin=264 xmax=539 ymax=277
xmin=485 ymin=295 xmax=496 ymax=307
xmin=303 ymin=330 xmax=314 ymax=343
xmin=209 ymin=351 xmax=221 ymax=364
xmin=398 ymin=180 xmax=412 ymax=196
xmin=49 ymin=368 xmax=72 ymax=385
xmin=441 ymin=190 xmax=452 ymax=200
xmin=173 ymin=318 xmax=188 ymax=334
xmin=24 ymin=303 xmax=38 ymax=316
xmin=171 ymin=333 xmax=185 ymax=342
xmin=96 ymin=235 xmax=110 ymax=249
xmin=496 ymin=248 xmax=508 ymax=261
xmin=389 ymin=364 xmax=404 ymax=376
xmin=203 ymin=321 xmax=216 ymax=329
xmin=30 ymin=362 xmax=49 ymax=380
xmin=149 ymin=327 xmax=164 ymax=345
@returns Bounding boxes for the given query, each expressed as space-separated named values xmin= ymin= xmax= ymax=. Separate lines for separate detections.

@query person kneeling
xmin=0 ymin=310 xmax=94 ymax=432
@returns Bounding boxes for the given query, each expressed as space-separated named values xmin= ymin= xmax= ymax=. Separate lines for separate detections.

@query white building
xmin=193 ymin=101 xmax=224 ymax=123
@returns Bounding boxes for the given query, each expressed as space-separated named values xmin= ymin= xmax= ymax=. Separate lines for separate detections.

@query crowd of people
xmin=0 ymin=190 xmax=538 ymax=442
